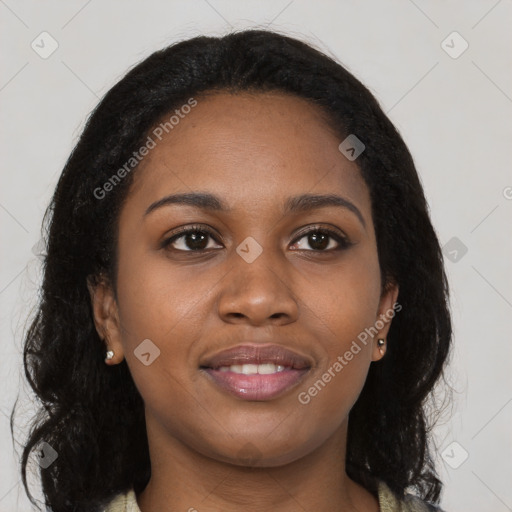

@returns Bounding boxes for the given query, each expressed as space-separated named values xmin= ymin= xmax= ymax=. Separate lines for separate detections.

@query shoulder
xmin=103 ymin=483 xmax=446 ymax=512
xmin=102 ymin=488 xmax=141 ymax=512
xmin=377 ymin=481 xmax=446 ymax=512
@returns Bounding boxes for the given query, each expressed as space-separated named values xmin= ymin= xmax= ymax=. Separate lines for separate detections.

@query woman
xmin=14 ymin=29 xmax=451 ymax=511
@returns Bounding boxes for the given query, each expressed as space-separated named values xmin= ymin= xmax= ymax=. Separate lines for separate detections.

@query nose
xmin=217 ymin=252 xmax=299 ymax=327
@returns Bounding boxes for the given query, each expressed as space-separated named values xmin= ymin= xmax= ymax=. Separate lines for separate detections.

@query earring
xmin=377 ymin=338 xmax=386 ymax=354
xmin=105 ymin=349 xmax=114 ymax=362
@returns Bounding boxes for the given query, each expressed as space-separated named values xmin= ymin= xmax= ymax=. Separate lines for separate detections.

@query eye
xmin=161 ymin=224 xmax=352 ymax=253
xmin=290 ymin=226 xmax=352 ymax=252
xmin=161 ymin=225 xmax=223 ymax=252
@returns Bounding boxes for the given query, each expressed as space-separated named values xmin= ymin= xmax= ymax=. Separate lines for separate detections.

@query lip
xmin=199 ymin=344 xmax=313 ymax=401
xmin=200 ymin=343 xmax=312 ymax=370
xmin=202 ymin=367 xmax=310 ymax=401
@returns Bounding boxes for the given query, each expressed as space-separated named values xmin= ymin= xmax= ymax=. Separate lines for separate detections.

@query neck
xmin=136 ymin=416 xmax=379 ymax=512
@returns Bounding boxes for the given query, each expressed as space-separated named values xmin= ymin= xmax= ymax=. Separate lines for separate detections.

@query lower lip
xmin=202 ymin=368 xmax=310 ymax=401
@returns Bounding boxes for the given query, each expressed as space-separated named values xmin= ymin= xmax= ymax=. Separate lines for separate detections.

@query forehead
xmin=126 ymin=91 xmax=371 ymax=219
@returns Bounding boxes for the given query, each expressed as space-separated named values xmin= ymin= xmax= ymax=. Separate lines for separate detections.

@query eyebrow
xmin=145 ymin=192 xmax=229 ymax=216
xmin=284 ymin=193 xmax=366 ymax=228
xmin=144 ymin=192 xmax=366 ymax=228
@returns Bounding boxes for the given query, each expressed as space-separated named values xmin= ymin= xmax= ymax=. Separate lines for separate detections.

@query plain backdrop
xmin=1 ymin=1 xmax=511 ymax=511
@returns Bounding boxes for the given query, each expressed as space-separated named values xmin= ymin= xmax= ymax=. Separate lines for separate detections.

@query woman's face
xmin=92 ymin=91 xmax=398 ymax=467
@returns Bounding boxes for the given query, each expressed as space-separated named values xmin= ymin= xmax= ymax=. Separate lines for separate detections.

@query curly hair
xmin=12 ymin=29 xmax=452 ymax=511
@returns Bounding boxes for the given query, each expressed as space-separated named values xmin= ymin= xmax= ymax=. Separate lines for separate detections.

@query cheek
xmin=297 ymin=253 xmax=380 ymax=397
xmin=113 ymin=240 xmax=222 ymax=400
xmin=115 ymin=238 xmax=216 ymax=342
xmin=294 ymin=278 xmax=379 ymax=433
xmin=302 ymin=250 xmax=382 ymax=344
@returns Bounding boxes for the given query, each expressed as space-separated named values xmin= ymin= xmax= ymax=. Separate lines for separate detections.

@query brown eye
xmin=162 ymin=226 xmax=223 ymax=252
xmin=290 ymin=228 xmax=351 ymax=251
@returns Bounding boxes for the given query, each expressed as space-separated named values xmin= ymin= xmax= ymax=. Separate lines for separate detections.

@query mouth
xmin=199 ymin=344 xmax=312 ymax=401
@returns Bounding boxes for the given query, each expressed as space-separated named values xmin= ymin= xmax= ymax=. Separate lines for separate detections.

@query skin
xmin=89 ymin=92 xmax=399 ymax=512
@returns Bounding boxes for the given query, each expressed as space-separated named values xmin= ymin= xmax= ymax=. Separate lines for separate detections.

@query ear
xmin=371 ymin=280 xmax=400 ymax=362
xmin=87 ymin=274 xmax=124 ymax=365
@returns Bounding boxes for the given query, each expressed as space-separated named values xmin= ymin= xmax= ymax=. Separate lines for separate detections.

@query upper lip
xmin=200 ymin=344 xmax=312 ymax=370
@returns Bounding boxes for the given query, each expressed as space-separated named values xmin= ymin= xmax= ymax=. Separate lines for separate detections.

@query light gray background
xmin=1 ymin=1 xmax=511 ymax=511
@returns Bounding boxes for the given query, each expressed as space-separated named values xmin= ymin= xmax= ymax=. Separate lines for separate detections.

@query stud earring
xmin=105 ymin=349 xmax=114 ymax=362
xmin=377 ymin=338 xmax=386 ymax=353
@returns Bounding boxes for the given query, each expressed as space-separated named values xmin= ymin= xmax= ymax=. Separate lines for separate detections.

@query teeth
xmin=217 ymin=363 xmax=288 ymax=374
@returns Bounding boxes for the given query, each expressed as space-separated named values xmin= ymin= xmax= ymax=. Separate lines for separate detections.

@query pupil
xmin=186 ymin=232 xmax=207 ymax=250
xmin=309 ymin=232 xmax=328 ymax=250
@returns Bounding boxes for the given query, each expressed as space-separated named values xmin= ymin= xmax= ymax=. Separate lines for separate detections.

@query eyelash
xmin=161 ymin=224 xmax=352 ymax=253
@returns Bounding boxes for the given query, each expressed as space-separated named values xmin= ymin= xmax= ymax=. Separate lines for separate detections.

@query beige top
xmin=103 ymin=481 xmax=441 ymax=511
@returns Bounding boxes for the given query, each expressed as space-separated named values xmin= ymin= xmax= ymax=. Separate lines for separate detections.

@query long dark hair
xmin=12 ymin=29 xmax=452 ymax=512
